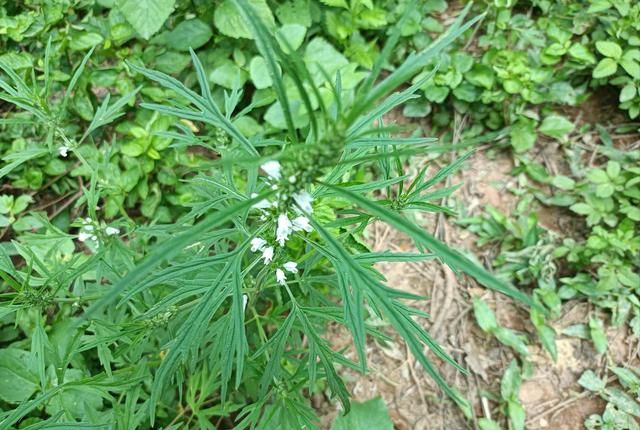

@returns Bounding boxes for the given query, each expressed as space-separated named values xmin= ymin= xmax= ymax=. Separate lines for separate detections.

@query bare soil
xmin=319 ymin=145 xmax=640 ymax=430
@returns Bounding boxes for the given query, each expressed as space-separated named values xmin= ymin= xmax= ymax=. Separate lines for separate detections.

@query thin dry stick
xmin=463 ymin=13 xmax=487 ymax=51
xmin=449 ymin=304 xmax=472 ymax=329
xmin=374 ymin=222 xmax=392 ymax=252
xmin=372 ymin=363 xmax=402 ymax=387
xmin=49 ymin=189 xmax=82 ymax=219
xmin=405 ymin=342 xmax=429 ymax=412
xmin=430 ymin=264 xmax=456 ymax=340
xmin=481 ymin=396 xmax=492 ymax=421
xmin=29 ymin=160 xmax=82 ymax=196
xmin=30 ymin=191 xmax=75 ymax=212
xmin=526 ymin=376 xmax=617 ymax=427
xmin=430 ymin=215 xmax=456 ymax=339
xmin=429 ymin=275 xmax=441 ymax=322
xmin=527 ymin=397 xmax=559 ymax=417
xmin=167 ymin=404 xmax=188 ymax=427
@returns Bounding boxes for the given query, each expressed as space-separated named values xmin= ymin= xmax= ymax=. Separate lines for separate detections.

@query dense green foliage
xmin=1 ymin=0 xmax=639 ymax=214
xmin=581 ymin=368 xmax=640 ymax=430
xmin=1 ymin=0 xmax=639 ymax=429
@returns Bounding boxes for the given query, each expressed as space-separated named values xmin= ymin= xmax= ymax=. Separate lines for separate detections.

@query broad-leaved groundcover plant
xmin=0 ymin=2 xmax=538 ymax=428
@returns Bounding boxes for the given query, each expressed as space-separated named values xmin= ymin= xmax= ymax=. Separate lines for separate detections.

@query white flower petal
xmin=251 ymin=237 xmax=267 ymax=252
xmin=251 ymin=193 xmax=272 ymax=210
xmin=293 ymin=191 xmax=313 ymax=214
xmin=292 ymin=216 xmax=312 ymax=233
xmin=58 ymin=146 xmax=69 ymax=157
xmin=105 ymin=227 xmax=120 ymax=236
xmin=261 ymin=161 xmax=281 ymax=180
xmin=242 ymin=294 xmax=248 ymax=312
xmin=262 ymin=246 xmax=274 ymax=264
xmin=252 ymin=199 xmax=271 ymax=209
xmin=283 ymin=261 xmax=298 ymax=274
xmin=276 ymin=269 xmax=287 ymax=285
xmin=78 ymin=232 xmax=92 ymax=242
xmin=276 ymin=213 xmax=292 ymax=246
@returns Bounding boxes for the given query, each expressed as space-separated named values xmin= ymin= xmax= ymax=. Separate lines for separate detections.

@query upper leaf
xmin=117 ymin=0 xmax=176 ymax=39
xmin=595 ymin=40 xmax=622 ymax=60
xmin=215 ymin=0 xmax=276 ymax=39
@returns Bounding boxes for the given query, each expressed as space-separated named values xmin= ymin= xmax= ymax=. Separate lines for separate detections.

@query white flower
xmin=251 ymin=193 xmax=272 ymax=210
xmin=283 ymin=261 xmax=298 ymax=273
xmin=105 ymin=227 xmax=120 ymax=236
xmin=242 ymin=294 xmax=248 ymax=312
xmin=262 ymin=246 xmax=274 ymax=264
xmin=288 ymin=175 xmax=297 ymax=183
xmin=58 ymin=146 xmax=69 ymax=157
xmin=293 ymin=191 xmax=313 ymax=214
xmin=275 ymin=268 xmax=287 ymax=285
xmin=78 ymin=231 xmax=92 ymax=242
xmin=276 ymin=213 xmax=292 ymax=246
xmin=252 ymin=200 xmax=272 ymax=209
xmin=261 ymin=161 xmax=281 ymax=180
xmin=292 ymin=216 xmax=312 ymax=233
xmin=251 ymin=237 xmax=267 ymax=252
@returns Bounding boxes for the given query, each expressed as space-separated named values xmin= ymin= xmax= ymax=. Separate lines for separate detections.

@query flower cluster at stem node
xmin=249 ymin=159 xmax=315 ymax=286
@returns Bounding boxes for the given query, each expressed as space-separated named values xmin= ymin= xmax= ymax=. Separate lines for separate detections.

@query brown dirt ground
xmin=318 ymin=140 xmax=640 ymax=429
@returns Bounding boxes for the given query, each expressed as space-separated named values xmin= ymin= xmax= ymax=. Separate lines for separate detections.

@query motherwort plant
xmin=0 ymin=1 xmax=536 ymax=428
